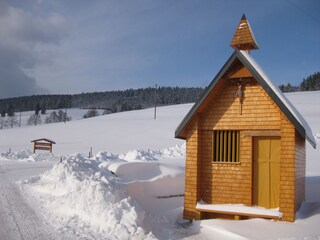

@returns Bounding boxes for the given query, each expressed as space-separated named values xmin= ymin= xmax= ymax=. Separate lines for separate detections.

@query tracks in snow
xmin=0 ymin=161 xmax=63 ymax=240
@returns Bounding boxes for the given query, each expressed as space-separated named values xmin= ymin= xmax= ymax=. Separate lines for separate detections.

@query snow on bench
xmin=196 ymin=201 xmax=283 ymax=219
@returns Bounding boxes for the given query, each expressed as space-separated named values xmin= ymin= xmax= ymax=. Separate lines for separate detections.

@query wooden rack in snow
xmin=31 ymin=138 xmax=56 ymax=153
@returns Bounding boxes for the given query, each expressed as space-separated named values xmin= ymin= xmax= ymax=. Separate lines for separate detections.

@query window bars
xmin=213 ymin=130 xmax=239 ymax=163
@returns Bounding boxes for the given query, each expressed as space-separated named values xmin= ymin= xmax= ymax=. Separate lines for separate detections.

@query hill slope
xmin=0 ymin=104 xmax=191 ymax=155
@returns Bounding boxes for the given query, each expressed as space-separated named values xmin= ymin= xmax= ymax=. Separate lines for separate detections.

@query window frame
xmin=212 ymin=130 xmax=240 ymax=163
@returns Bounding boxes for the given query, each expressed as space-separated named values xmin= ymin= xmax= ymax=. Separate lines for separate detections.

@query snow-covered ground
xmin=0 ymin=91 xmax=319 ymax=240
xmin=0 ymin=105 xmax=188 ymax=155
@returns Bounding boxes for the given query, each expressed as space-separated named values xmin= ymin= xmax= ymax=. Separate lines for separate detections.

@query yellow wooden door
xmin=253 ymin=137 xmax=280 ymax=209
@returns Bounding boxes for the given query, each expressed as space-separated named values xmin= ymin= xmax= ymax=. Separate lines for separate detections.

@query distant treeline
xmin=1 ymin=71 xmax=319 ymax=115
xmin=0 ymin=87 xmax=205 ymax=114
xmin=279 ymin=72 xmax=320 ymax=93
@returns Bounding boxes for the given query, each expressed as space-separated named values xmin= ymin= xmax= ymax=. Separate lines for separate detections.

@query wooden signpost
xmin=31 ymin=138 xmax=56 ymax=153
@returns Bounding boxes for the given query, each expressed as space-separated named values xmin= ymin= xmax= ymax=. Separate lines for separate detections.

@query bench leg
xmin=195 ymin=211 xmax=202 ymax=220
xmin=234 ymin=215 xmax=241 ymax=220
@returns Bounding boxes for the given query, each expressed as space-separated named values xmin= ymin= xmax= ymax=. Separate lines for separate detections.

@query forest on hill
xmin=0 ymin=87 xmax=205 ymax=116
xmin=279 ymin=72 xmax=320 ymax=92
xmin=0 ymin=71 xmax=319 ymax=117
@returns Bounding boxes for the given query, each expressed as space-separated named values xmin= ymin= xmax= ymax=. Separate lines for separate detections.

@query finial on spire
xmin=230 ymin=14 xmax=259 ymax=53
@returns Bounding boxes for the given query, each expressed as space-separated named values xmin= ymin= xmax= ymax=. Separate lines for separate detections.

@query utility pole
xmin=65 ymin=100 xmax=68 ymax=123
xmin=19 ymin=111 xmax=21 ymax=127
xmin=64 ymin=107 xmax=68 ymax=123
xmin=154 ymin=84 xmax=157 ymax=120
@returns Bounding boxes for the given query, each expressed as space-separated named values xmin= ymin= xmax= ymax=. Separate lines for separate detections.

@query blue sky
xmin=0 ymin=0 xmax=319 ymax=99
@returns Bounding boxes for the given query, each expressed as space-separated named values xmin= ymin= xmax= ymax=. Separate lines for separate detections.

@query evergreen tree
xmin=300 ymin=72 xmax=320 ymax=91
xmin=1 ymin=110 xmax=5 ymax=117
xmin=41 ymin=103 xmax=46 ymax=115
xmin=35 ymin=103 xmax=41 ymax=115
xmin=0 ymin=116 xmax=4 ymax=129
xmin=7 ymin=105 xmax=14 ymax=117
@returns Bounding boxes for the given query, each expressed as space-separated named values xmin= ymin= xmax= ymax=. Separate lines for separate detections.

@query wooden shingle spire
xmin=230 ymin=14 xmax=259 ymax=53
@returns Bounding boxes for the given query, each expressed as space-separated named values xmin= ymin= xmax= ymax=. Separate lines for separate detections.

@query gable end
xmin=175 ymin=50 xmax=316 ymax=148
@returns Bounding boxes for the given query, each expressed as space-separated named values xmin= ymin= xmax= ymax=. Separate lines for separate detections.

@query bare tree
xmin=83 ymin=109 xmax=99 ymax=119
xmin=27 ymin=114 xmax=42 ymax=126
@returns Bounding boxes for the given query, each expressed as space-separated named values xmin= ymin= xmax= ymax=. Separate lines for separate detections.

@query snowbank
xmin=22 ymin=153 xmax=156 ymax=240
xmin=20 ymin=144 xmax=186 ymax=239
xmin=0 ymin=149 xmax=33 ymax=160
xmin=117 ymin=143 xmax=186 ymax=162
xmin=0 ymin=149 xmax=58 ymax=162
xmin=119 ymin=149 xmax=158 ymax=161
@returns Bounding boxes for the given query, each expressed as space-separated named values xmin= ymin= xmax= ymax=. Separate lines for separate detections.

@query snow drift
xmin=0 ymin=149 xmax=58 ymax=162
xmin=21 ymin=144 xmax=186 ymax=239
xmin=22 ymin=153 xmax=156 ymax=239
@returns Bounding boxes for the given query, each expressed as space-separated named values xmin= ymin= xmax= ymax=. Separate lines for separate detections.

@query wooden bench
xmin=196 ymin=202 xmax=282 ymax=221
xmin=31 ymin=138 xmax=56 ymax=153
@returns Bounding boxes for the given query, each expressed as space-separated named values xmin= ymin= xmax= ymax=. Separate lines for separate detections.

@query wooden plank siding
xmin=295 ymin=131 xmax=306 ymax=215
xmin=200 ymin=80 xmax=281 ymax=131
xmin=279 ymin=113 xmax=296 ymax=222
xmin=184 ymin=117 xmax=201 ymax=220
xmin=183 ymin=76 xmax=303 ymax=222
xmin=199 ymin=79 xmax=280 ymax=207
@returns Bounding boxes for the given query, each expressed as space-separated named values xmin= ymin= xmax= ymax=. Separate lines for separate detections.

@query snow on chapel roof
xmin=240 ymin=50 xmax=316 ymax=148
xmin=175 ymin=50 xmax=316 ymax=148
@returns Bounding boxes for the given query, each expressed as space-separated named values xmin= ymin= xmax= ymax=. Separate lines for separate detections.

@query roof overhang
xmin=175 ymin=51 xmax=239 ymax=139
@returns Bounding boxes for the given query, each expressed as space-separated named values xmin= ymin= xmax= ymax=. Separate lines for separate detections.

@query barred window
xmin=213 ymin=130 xmax=239 ymax=163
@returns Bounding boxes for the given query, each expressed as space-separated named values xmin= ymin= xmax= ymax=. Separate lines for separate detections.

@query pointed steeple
xmin=230 ymin=14 xmax=259 ymax=53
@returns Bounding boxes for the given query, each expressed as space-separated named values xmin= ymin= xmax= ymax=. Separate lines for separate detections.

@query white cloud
xmin=0 ymin=0 xmax=67 ymax=98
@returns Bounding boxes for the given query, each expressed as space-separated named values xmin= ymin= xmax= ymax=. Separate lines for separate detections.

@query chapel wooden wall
xmin=183 ymin=76 xmax=304 ymax=222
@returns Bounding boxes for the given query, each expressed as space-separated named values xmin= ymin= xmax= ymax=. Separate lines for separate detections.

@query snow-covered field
xmin=0 ymin=91 xmax=319 ymax=240
xmin=0 ymin=105 xmax=187 ymax=155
